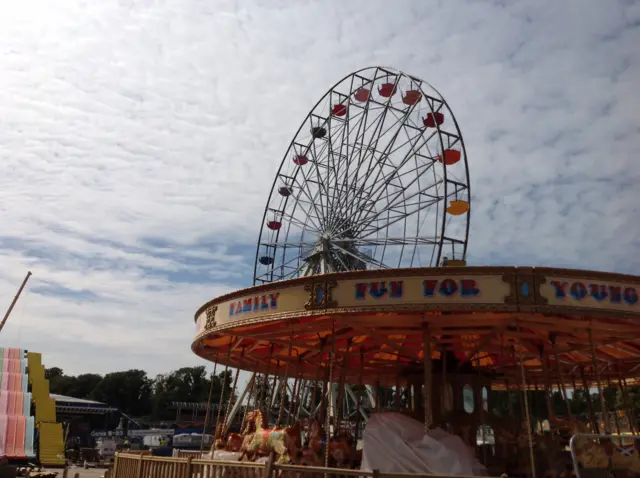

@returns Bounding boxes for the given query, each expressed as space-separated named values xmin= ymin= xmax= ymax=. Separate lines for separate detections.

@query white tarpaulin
xmin=361 ymin=412 xmax=488 ymax=476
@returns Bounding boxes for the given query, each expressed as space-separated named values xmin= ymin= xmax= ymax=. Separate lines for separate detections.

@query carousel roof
xmin=191 ymin=266 xmax=639 ymax=387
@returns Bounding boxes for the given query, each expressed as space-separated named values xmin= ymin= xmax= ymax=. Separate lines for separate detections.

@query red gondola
xmin=353 ymin=88 xmax=370 ymax=102
xmin=437 ymin=149 xmax=461 ymax=166
xmin=267 ymin=221 xmax=282 ymax=230
xmin=402 ymin=90 xmax=421 ymax=105
xmin=293 ymin=155 xmax=309 ymax=166
xmin=332 ymin=104 xmax=347 ymax=117
xmin=378 ymin=83 xmax=397 ymax=98
xmin=423 ymin=112 xmax=445 ymax=128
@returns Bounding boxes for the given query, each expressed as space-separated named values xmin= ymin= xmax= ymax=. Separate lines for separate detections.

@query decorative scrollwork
xmin=205 ymin=305 xmax=218 ymax=330
xmin=304 ymin=280 xmax=338 ymax=310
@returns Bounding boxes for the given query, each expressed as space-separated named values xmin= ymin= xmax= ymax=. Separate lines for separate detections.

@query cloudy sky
xmin=0 ymin=0 xmax=638 ymax=378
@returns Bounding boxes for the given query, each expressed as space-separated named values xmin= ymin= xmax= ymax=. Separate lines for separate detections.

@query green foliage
xmin=44 ymin=366 xmax=233 ymax=420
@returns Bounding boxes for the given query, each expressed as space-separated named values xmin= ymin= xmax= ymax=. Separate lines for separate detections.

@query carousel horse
xmin=298 ymin=420 xmax=360 ymax=469
xmin=299 ymin=420 xmax=325 ymax=466
xmin=208 ymin=422 xmax=246 ymax=455
xmin=217 ymin=433 xmax=245 ymax=452
xmin=237 ymin=410 xmax=302 ymax=464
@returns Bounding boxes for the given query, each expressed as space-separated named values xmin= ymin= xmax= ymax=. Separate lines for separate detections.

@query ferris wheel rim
xmin=253 ymin=67 xmax=471 ymax=285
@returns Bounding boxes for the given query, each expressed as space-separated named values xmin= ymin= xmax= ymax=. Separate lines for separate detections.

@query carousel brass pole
xmin=606 ymin=374 xmax=622 ymax=437
xmin=335 ymin=338 xmax=351 ymax=429
xmin=200 ymin=354 xmax=218 ymax=453
xmin=542 ymin=348 xmax=556 ymax=423
xmin=320 ymin=361 xmax=330 ymax=423
xmin=241 ymin=370 xmax=258 ymax=432
xmin=617 ymin=365 xmax=636 ymax=434
xmin=442 ymin=345 xmax=449 ymax=415
xmin=570 ymin=372 xmax=580 ymax=420
xmin=259 ymin=344 xmax=275 ymax=411
xmin=267 ymin=360 xmax=281 ymax=426
xmin=422 ymin=327 xmax=433 ymax=433
xmin=353 ymin=348 xmax=364 ymax=448
xmin=215 ymin=338 xmax=233 ymax=440
xmin=588 ymin=326 xmax=609 ymax=433
xmin=580 ymin=367 xmax=598 ymax=433
xmin=476 ymin=355 xmax=488 ymax=466
xmin=551 ymin=336 xmax=573 ymax=420
xmin=518 ymin=330 xmax=536 ymax=478
xmin=505 ymin=378 xmax=514 ymax=419
xmin=311 ymin=341 xmax=324 ymax=420
xmin=513 ymin=346 xmax=526 ymax=423
xmin=394 ymin=370 xmax=402 ymax=411
xmin=291 ymin=370 xmax=304 ymax=425
xmin=222 ymin=367 xmax=241 ymax=434
xmin=533 ymin=379 xmax=540 ymax=432
xmin=287 ymin=358 xmax=301 ymax=426
xmin=325 ymin=320 xmax=337 ymax=470
xmin=276 ymin=331 xmax=294 ymax=427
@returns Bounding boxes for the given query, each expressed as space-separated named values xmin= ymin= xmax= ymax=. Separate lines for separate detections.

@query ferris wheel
xmin=254 ymin=66 xmax=471 ymax=285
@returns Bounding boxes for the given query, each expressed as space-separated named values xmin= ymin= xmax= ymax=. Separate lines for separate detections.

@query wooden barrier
xmin=113 ymin=452 xmax=489 ymax=478
xmin=173 ymin=450 xmax=204 ymax=459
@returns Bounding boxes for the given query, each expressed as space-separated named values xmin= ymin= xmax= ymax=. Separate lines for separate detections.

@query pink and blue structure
xmin=0 ymin=347 xmax=35 ymax=460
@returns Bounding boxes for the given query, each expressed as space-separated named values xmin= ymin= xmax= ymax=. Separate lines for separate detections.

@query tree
xmin=45 ymin=367 xmax=78 ymax=396
xmin=67 ymin=374 xmax=103 ymax=399
xmin=91 ymin=370 xmax=152 ymax=417
xmin=153 ymin=366 xmax=212 ymax=420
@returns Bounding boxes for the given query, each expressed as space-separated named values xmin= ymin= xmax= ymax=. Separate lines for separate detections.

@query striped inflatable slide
xmin=0 ymin=347 xmax=35 ymax=460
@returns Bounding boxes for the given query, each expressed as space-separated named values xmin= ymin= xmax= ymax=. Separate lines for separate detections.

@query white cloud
xmin=0 ymin=0 xmax=638 ymax=377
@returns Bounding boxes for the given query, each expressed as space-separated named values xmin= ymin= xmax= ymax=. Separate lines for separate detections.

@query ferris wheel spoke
xmin=330 ymin=242 xmax=390 ymax=270
xmin=340 ymin=99 xmax=399 ymax=221
xmin=348 ymin=131 xmax=439 ymax=230
xmin=341 ymin=110 xmax=421 ymax=226
xmin=291 ymin=155 xmax=332 ymax=229
xmin=324 ymin=101 xmax=373 ymax=227
xmin=347 ymin=123 xmax=433 ymax=218
xmin=336 ymin=237 xmax=441 ymax=246
xmin=345 ymin=107 xmax=441 ymax=218
xmin=277 ymin=209 xmax=322 ymax=236
xmin=332 ymin=158 xmax=439 ymax=239
xmin=325 ymin=75 xmax=357 ymax=223
xmin=355 ymin=185 xmax=444 ymax=237
xmin=283 ymin=196 xmax=325 ymax=233
xmin=259 ymin=240 xmax=318 ymax=248
xmin=278 ymin=194 xmax=324 ymax=235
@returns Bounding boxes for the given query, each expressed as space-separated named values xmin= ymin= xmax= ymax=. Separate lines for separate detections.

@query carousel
xmin=190 ymin=67 xmax=640 ymax=478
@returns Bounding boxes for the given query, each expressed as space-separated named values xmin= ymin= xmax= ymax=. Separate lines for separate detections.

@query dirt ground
xmin=47 ymin=467 xmax=108 ymax=478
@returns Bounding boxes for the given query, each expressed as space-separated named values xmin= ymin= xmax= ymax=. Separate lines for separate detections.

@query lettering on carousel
xmin=228 ymin=293 xmax=280 ymax=316
xmin=355 ymin=281 xmax=404 ymax=300
xmin=550 ymin=281 xmax=638 ymax=306
xmin=354 ymin=279 xmax=480 ymax=300
xmin=423 ymin=279 xmax=480 ymax=298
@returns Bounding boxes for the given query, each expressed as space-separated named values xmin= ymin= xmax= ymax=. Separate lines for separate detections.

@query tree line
xmin=45 ymin=364 xmax=640 ymax=428
xmin=45 ymin=366 xmax=235 ymax=421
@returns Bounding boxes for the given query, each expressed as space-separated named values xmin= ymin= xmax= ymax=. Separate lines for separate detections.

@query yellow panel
xmin=38 ymin=423 xmax=65 ymax=466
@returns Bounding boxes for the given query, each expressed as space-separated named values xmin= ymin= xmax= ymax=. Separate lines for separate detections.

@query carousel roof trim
xmin=191 ymin=266 xmax=639 ymax=387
